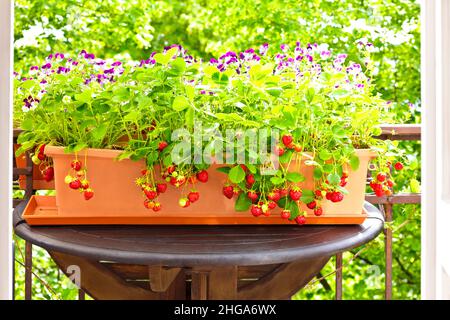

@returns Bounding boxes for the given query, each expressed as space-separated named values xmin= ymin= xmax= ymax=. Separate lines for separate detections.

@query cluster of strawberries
xmin=370 ymin=162 xmax=403 ymax=197
xmin=175 ymin=169 xmax=208 ymax=208
xmin=136 ymin=168 xmax=170 ymax=211
xmin=222 ymin=172 xmax=312 ymax=224
xmin=222 ymin=168 xmax=353 ymax=225
xmin=138 ymin=165 xmax=209 ymax=211
xmin=31 ymin=144 xmax=54 ymax=182
xmin=274 ymin=134 xmax=302 ymax=156
xmin=65 ymin=160 xmax=94 ymax=200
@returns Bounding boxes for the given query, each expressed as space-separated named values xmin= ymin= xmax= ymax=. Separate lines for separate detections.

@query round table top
xmin=14 ymin=201 xmax=384 ymax=266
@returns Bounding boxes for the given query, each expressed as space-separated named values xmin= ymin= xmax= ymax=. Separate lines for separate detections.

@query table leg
xmin=191 ymin=266 xmax=237 ymax=300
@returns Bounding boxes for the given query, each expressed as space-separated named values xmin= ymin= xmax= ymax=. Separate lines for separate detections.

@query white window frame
xmin=0 ymin=0 xmax=13 ymax=300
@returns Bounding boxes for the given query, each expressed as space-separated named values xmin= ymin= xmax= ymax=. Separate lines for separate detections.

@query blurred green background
xmin=13 ymin=0 xmax=421 ymax=300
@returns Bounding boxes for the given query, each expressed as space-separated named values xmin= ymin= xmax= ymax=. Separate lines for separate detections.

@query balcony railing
xmin=12 ymin=124 xmax=421 ymax=300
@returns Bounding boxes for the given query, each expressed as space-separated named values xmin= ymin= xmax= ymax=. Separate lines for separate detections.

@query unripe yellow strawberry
xmin=64 ymin=175 xmax=73 ymax=184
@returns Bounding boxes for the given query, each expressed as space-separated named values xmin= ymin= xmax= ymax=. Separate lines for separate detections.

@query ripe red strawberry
xmin=279 ymin=188 xmax=288 ymax=197
xmin=306 ymin=201 xmax=317 ymax=209
xmin=330 ymin=191 xmax=344 ymax=203
xmin=282 ymin=134 xmax=293 ymax=147
xmin=295 ymin=215 xmax=306 ymax=225
xmin=247 ymin=191 xmax=258 ymax=202
xmin=326 ymin=192 xmax=333 ymax=200
xmin=223 ymin=185 xmax=234 ymax=199
xmin=275 ymin=146 xmax=285 ymax=156
xmin=387 ymin=180 xmax=394 ymax=188
xmin=188 ymin=191 xmax=200 ymax=203
xmin=144 ymin=199 xmax=154 ymax=209
xmin=246 ymin=174 xmax=255 ymax=185
xmin=250 ymin=205 xmax=262 ymax=217
xmin=158 ymin=141 xmax=169 ymax=151
xmin=376 ymin=172 xmax=387 ymax=182
xmin=289 ymin=187 xmax=302 ymax=201
xmin=340 ymin=177 xmax=348 ymax=187
xmin=268 ymin=191 xmax=281 ymax=202
xmin=84 ymin=188 xmax=94 ymax=200
xmin=196 ymin=170 xmax=209 ymax=183
xmin=43 ymin=167 xmax=54 ymax=182
xmin=37 ymin=153 xmax=46 ymax=161
xmin=375 ymin=189 xmax=384 ymax=197
xmin=394 ymin=162 xmax=404 ymax=171
xmin=240 ymin=164 xmax=248 ymax=171
xmin=371 ymin=182 xmax=382 ymax=192
xmin=314 ymin=190 xmax=323 ymax=199
xmin=314 ymin=207 xmax=323 ymax=216
xmin=144 ymin=188 xmax=158 ymax=200
xmin=153 ymin=202 xmax=161 ymax=211
xmin=80 ymin=179 xmax=89 ymax=190
xmin=156 ymin=183 xmax=167 ymax=193
xmin=280 ymin=210 xmax=291 ymax=219
xmin=267 ymin=201 xmax=277 ymax=209
xmin=39 ymin=144 xmax=46 ymax=153
xmin=179 ymin=198 xmax=190 ymax=208
xmin=69 ymin=179 xmax=82 ymax=190
xmin=71 ymin=160 xmax=82 ymax=171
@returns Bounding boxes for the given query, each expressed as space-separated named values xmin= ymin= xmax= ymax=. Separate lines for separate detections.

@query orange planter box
xmin=22 ymin=146 xmax=376 ymax=225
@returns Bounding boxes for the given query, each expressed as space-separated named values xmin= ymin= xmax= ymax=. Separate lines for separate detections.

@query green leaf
xmin=21 ymin=79 xmax=37 ymax=90
xmin=327 ymin=173 xmax=341 ymax=185
xmin=306 ymin=87 xmax=315 ymax=103
xmin=319 ymin=149 xmax=332 ymax=161
xmin=286 ymin=172 xmax=305 ymax=183
xmin=288 ymin=200 xmax=300 ymax=218
xmin=279 ymin=150 xmax=293 ymax=164
xmin=410 ymin=178 xmax=421 ymax=193
xmin=246 ymin=164 xmax=257 ymax=174
xmin=332 ymin=125 xmax=347 ymax=138
xmin=228 ymin=165 xmax=246 ymax=183
xmin=313 ymin=167 xmax=323 ymax=179
xmin=171 ymin=57 xmax=186 ymax=74
xmin=74 ymin=89 xmax=92 ymax=104
xmin=349 ymin=154 xmax=360 ymax=171
xmin=270 ymin=176 xmax=285 ymax=185
xmin=90 ymin=124 xmax=107 ymax=141
xmin=300 ymin=189 xmax=314 ymax=204
xmin=323 ymin=164 xmax=334 ymax=173
xmin=173 ymin=96 xmax=190 ymax=111
xmin=277 ymin=196 xmax=289 ymax=209
xmin=212 ymin=72 xmax=229 ymax=85
xmin=235 ymin=192 xmax=252 ymax=211
xmin=216 ymin=166 xmax=231 ymax=174
xmin=21 ymin=118 xmax=33 ymax=131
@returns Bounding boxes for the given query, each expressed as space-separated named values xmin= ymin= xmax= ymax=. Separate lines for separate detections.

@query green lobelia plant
xmin=15 ymin=41 xmax=405 ymax=224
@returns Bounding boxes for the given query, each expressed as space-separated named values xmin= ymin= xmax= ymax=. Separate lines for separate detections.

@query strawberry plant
xmin=15 ymin=41 xmax=405 ymax=222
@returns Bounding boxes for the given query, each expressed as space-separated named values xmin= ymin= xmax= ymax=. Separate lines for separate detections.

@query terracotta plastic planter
xmin=14 ymin=144 xmax=55 ymax=190
xmin=22 ymin=146 xmax=375 ymax=225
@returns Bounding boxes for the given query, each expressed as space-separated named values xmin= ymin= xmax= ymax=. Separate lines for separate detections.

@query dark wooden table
xmin=13 ymin=201 xmax=383 ymax=300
